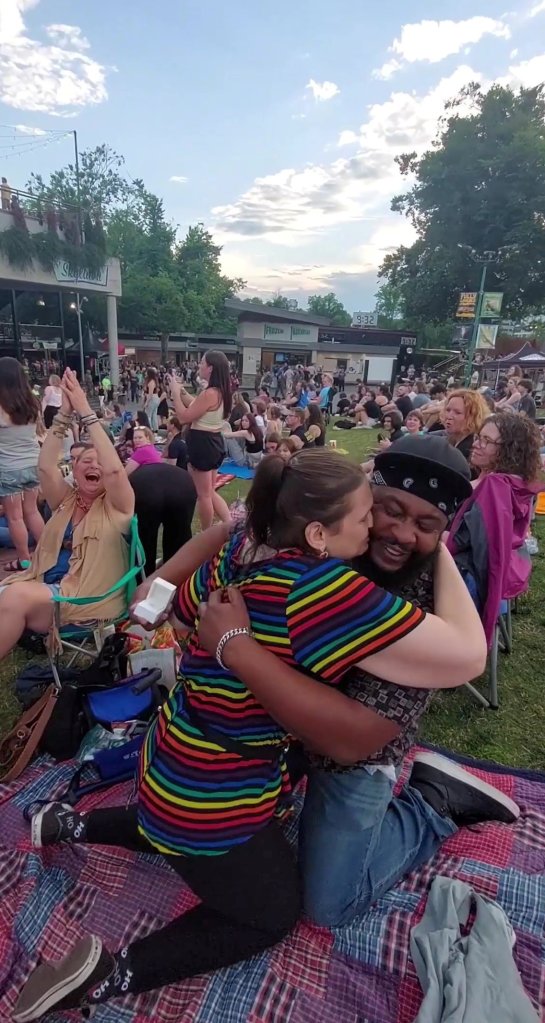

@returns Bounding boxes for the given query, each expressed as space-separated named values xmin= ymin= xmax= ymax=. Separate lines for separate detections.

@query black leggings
xmin=129 ymin=463 xmax=197 ymax=576
xmin=84 ymin=805 xmax=300 ymax=994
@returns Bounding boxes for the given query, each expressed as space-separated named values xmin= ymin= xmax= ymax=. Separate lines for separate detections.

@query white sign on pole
xmin=352 ymin=311 xmax=377 ymax=327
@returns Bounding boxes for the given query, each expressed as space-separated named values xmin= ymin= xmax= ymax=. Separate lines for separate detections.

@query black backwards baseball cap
xmin=372 ymin=434 xmax=472 ymax=516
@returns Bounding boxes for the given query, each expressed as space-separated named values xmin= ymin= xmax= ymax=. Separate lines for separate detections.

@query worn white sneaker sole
xmin=411 ymin=751 xmax=520 ymax=820
xmin=12 ymin=934 xmax=103 ymax=1022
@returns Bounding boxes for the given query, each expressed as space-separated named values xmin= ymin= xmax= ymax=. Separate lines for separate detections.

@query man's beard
xmin=353 ymin=543 xmax=438 ymax=590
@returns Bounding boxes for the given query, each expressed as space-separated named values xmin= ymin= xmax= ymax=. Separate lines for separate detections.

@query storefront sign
xmin=263 ymin=323 xmax=315 ymax=342
xmin=456 ymin=292 xmax=477 ymax=319
xmin=264 ymin=324 xmax=291 ymax=340
xmin=54 ymin=261 xmax=109 ymax=287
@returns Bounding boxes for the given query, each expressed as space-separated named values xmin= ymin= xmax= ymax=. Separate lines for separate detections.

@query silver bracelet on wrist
xmin=216 ymin=627 xmax=251 ymax=670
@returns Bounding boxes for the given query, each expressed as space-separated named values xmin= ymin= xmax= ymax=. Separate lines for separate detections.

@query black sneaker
xmin=31 ymin=803 xmax=86 ymax=848
xmin=12 ymin=934 xmax=115 ymax=1022
xmin=409 ymin=751 xmax=520 ymax=826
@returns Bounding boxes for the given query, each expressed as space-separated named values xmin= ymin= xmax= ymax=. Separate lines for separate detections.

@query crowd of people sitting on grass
xmin=0 ymin=349 xmax=543 ymax=1019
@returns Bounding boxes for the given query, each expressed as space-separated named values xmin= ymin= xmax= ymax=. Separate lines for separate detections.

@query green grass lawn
xmin=2 ymin=423 xmax=545 ymax=771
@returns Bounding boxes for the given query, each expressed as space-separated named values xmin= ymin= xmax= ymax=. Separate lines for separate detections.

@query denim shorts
xmin=0 ymin=465 xmax=39 ymax=498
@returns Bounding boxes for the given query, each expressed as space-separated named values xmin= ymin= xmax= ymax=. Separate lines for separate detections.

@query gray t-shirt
xmin=0 ymin=421 xmax=40 ymax=471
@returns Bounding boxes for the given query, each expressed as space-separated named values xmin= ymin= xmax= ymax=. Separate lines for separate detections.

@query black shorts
xmin=187 ymin=430 xmax=225 ymax=471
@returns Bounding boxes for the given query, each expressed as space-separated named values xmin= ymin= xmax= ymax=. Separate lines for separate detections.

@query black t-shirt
xmin=290 ymin=425 xmax=313 ymax=448
xmin=519 ymin=394 xmax=537 ymax=419
xmin=395 ymin=395 xmax=413 ymax=419
xmin=364 ymin=400 xmax=381 ymax=419
xmin=167 ymin=434 xmax=188 ymax=470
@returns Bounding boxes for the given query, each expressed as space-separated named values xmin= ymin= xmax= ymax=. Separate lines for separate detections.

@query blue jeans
xmin=298 ymin=766 xmax=456 ymax=926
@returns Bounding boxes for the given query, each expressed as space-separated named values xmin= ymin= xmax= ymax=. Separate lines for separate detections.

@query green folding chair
xmin=48 ymin=515 xmax=146 ymax=672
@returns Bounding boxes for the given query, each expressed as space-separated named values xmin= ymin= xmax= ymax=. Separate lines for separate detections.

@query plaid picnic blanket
xmin=1 ymin=746 xmax=544 ymax=1022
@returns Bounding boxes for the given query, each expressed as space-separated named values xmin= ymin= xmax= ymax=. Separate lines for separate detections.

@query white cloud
xmin=170 ymin=175 xmax=188 ymax=184
xmin=498 ymin=52 xmax=545 ymax=89
xmin=46 ymin=24 xmax=90 ymax=51
xmin=305 ymin=78 xmax=340 ymax=101
xmin=529 ymin=1 xmax=545 ymax=15
xmin=373 ymin=58 xmax=403 ymax=81
xmin=337 ymin=129 xmax=358 ymax=147
xmin=510 ymin=48 xmax=519 ymax=59
xmin=222 ymin=219 xmax=419 ymax=299
xmin=213 ymin=66 xmax=481 ymax=244
xmin=374 ymin=17 xmax=510 ymax=78
xmin=14 ymin=122 xmax=46 ymax=135
xmin=0 ymin=0 xmax=108 ymax=116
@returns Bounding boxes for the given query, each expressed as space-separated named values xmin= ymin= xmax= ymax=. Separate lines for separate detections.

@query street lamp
xmin=69 ymin=293 xmax=87 ymax=381
xmin=457 ymin=244 xmax=518 ymax=384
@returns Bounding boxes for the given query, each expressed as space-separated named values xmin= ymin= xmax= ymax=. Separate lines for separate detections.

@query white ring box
xmin=133 ymin=578 xmax=177 ymax=625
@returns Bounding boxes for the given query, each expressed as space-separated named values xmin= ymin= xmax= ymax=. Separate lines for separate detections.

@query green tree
xmin=306 ymin=292 xmax=351 ymax=325
xmin=266 ymin=293 xmax=292 ymax=309
xmin=380 ymin=84 xmax=545 ymax=321
xmin=27 ymin=144 xmax=130 ymax=217
xmin=375 ymin=282 xmax=405 ymax=327
xmin=174 ymin=223 xmax=244 ymax=334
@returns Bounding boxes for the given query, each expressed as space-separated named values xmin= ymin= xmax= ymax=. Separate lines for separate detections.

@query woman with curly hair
xmin=470 ymin=412 xmax=543 ymax=486
xmin=442 ymin=388 xmax=489 ymax=464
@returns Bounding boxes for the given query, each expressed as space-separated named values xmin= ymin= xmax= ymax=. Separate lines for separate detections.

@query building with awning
xmin=225 ymin=298 xmax=417 ymax=387
xmin=0 ymin=186 xmax=122 ymax=382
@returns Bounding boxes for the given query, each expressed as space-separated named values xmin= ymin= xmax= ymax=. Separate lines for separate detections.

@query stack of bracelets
xmin=52 ymin=410 xmax=98 ymax=440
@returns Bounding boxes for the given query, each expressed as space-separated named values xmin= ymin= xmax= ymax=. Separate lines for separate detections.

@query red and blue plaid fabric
xmin=0 ymin=746 xmax=544 ymax=1022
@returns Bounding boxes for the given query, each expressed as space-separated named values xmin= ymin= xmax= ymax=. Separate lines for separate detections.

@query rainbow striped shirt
xmin=137 ymin=534 xmax=424 ymax=856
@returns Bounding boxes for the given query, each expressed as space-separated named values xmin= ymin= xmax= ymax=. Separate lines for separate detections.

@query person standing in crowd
xmin=517 ymin=378 xmax=537 ymax=419
xmin=129 ymin=367 xmax=138 ymax=403
xmin=101 ymin=372 xmax=113 ymax=405
xmin=1 ymin=176 xmax=11 ymax=211
xmin=143 ymin=368 xmax=160 ymax=431
xmin=41 ymin=374 xmax=63 ymax=430
xmin=0 ymin=357 xmax=44 ymax=572
xmin=441 ymin=389 xmax=489 ymax=464
xmin=168 ymin=350 xmax=232 ymax=530
xmin=129 ymin=463 xmax=197 ymax=577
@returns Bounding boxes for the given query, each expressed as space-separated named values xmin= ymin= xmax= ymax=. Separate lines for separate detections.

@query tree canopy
xmin=379 ymin=84 xmax=545 ymax=322
xmin=27 ymin=146 xmax=243 ymax=339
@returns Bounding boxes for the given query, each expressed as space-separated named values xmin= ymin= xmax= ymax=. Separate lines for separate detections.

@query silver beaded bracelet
xmin=216 ymin=627 xmax=252 ymax=670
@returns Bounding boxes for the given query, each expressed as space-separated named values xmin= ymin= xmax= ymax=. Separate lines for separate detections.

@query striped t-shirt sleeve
xmin=175 ymin=531 xmax=246 ymax=628
xmin=286 ymin=561 xmax=425 ymax=683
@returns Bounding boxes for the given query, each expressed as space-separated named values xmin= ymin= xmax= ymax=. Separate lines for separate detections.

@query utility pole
xmin=465 ymin=261 xmax=488 ymax=385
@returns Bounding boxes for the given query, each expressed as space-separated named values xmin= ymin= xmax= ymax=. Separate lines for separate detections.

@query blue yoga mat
xmin=219 ymin=461 xmax=255 ymax=479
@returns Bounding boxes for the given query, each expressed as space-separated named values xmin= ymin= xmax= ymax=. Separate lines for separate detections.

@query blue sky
xmin=1 ymin=0 xmax=545 ymax=312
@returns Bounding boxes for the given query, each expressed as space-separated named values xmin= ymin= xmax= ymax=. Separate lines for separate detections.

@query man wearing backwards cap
xmin=195 ymin=434 xmax=520 ymax=928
